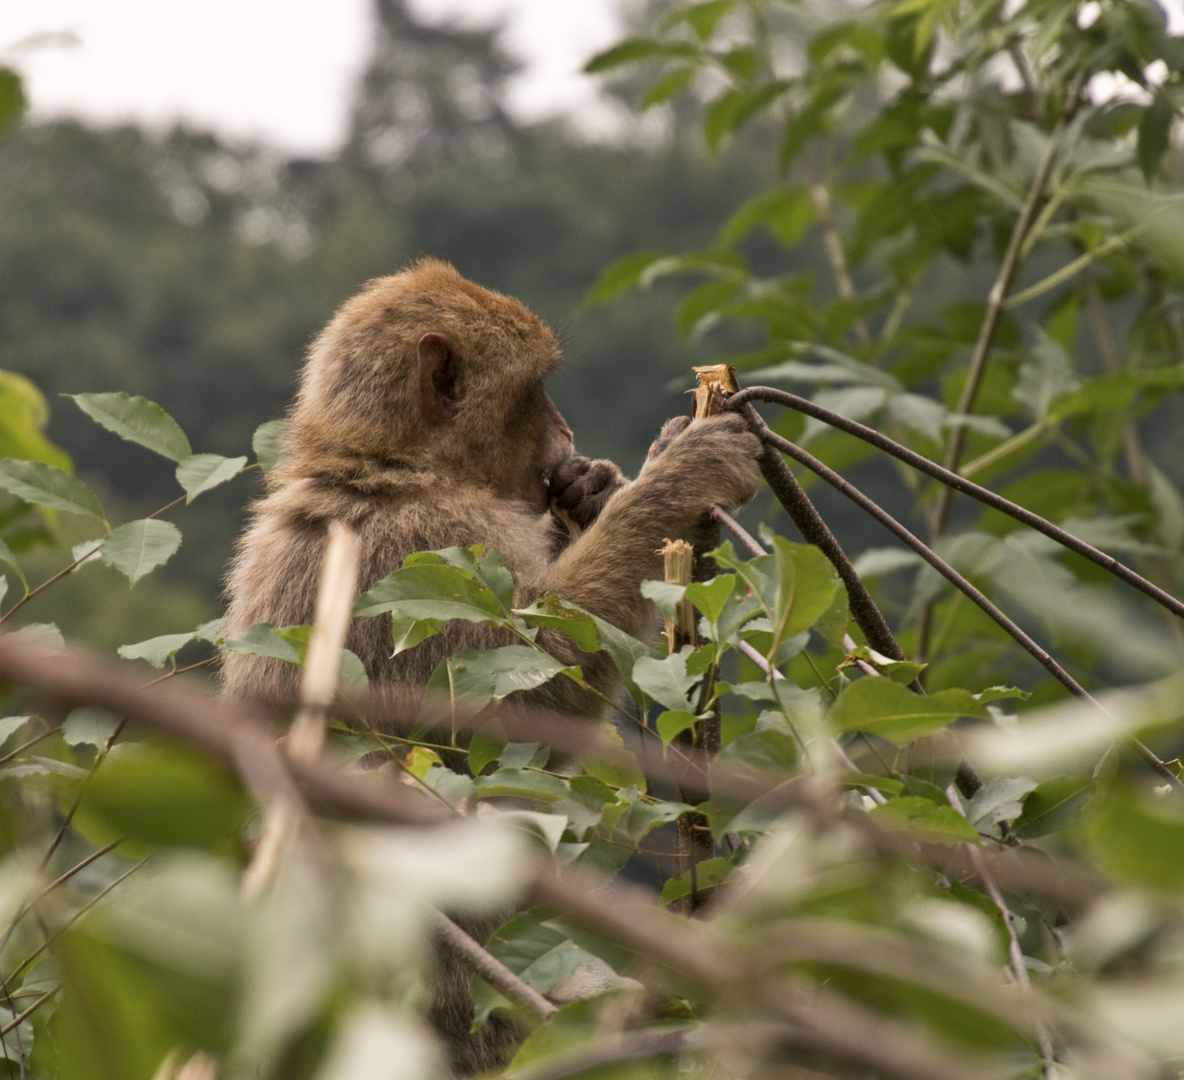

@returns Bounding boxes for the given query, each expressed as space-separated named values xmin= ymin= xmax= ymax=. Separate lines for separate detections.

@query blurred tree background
xmin=0 ymin=0 xmax=773 ymax=643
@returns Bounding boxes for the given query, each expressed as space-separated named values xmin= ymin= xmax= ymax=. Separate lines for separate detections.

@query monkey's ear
xmin=417 ymin=332 xmax=462 ymax=422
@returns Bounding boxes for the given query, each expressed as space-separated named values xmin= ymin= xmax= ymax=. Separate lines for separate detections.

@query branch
xmin=433 ymin=910 xmax=558 ymax=1020
xmin=743 ymin=424 xmax=1184 ymax=791
xmin=728 ymin=386 xmax=1184 ymax=622
xmin=738 ymin=402 xmax=918 ymax=689
xmin=0 ymin=636 xmax=1023 ymax=1080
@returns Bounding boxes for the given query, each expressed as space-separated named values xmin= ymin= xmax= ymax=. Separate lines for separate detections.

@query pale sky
xmin=1 ymin=0 xmax=627 ymax=157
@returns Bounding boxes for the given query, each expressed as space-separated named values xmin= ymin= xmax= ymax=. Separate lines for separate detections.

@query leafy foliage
xmin=1 ymin=4 xmax=1184 ymax=1079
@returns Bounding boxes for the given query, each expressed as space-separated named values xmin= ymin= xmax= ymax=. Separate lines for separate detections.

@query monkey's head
xmin=283 ymin=258 xmax=573 ymax=508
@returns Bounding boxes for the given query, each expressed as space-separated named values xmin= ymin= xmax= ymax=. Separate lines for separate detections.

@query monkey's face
xmin=509 ymin=386 xmax=573 ymax=511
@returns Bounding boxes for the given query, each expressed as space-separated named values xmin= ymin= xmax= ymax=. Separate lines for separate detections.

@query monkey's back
xmin=221 ymin=473 xmax=554 ymax=729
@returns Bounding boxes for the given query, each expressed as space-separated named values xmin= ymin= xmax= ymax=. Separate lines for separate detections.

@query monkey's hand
xmin=548 ymin=455 xmax=629 ymax=531
xmin=640 ymin=413 xmax=762 ymax=514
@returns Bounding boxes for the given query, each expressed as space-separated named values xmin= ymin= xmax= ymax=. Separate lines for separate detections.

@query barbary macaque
xmin=221 ymin=257 xmax=761 ymax=1071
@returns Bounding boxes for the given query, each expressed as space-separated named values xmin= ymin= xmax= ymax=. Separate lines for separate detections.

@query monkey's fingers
xmin=646 ymin=415 xmax=692 ymax=460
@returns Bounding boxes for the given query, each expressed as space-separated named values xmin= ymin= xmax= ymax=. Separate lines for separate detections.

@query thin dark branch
xmin=747 ymin=425 xmax=1184 ymax=791
xmin=739 ymin=404 xmax=919 ymax=691
xmin=729 ymin=386 xmax=1184 ymax=622
xmin=433 ymin=910 xmax=558 ymax=1020
xmin=710 ymin=505 xmax=764 ymax=558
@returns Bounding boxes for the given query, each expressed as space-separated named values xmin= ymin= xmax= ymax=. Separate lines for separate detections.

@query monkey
xmin=220 ymin=257 xmax=761 ymax=1073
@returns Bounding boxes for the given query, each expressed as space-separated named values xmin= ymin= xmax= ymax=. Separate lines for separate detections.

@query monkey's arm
xmin=542 ymin=414 xmax=761 ymax=641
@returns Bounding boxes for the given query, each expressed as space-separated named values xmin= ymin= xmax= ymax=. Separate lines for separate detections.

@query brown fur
xmin=221 ymin=257 xmax=761 ymax=1072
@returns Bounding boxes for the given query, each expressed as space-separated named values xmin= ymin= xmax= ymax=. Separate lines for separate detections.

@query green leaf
xmin=1087 ymin=794 xmax=1184 ymax=890
xmin=77 ymin=743 xmax=248 ymax=852
xmin=639 ymin=579 xmax=687 ymax=620
xmin=100 ymin=519 xmax=182 ymax=586
xmin=1012 ymin=330 xmax=1080 ymax=420
xmin=62 ymin=707 xmax=121 ymax=748
xmin=0 ymin=370 xmax=71 ymax=471
xmin=474 ymin=767 xmax=570 ymax=802
xmin=633 ymin=649 xmax=699 ymax=712
xmin=664 ymin=0 xmax=735 ymax=40
xmin=583 ymin=250 xmax=667 ymax=305
xmin=769 ymin=537 xmax=840 ymax=653
xmin=176 ymin=453 xmax=247 ymax=503
xmin=869 ymin=796 xmax=980 ymax=845
xmin=641 ymin=66 xmax=696 ymax=109
xmin=660 ymin=855 xmax=733 ymax=903
xmin=685 ymin=575 xmax=736 ymax=623
xmin=222 ymin=623 xmax=303 ymax=664
xmin=515 ymin=594 xmax=600 ymax=652
xmin=0 ymin=458 xmax=105 ymax=521
xmin=252 ymin=419 xmax=285 ymax=472
xmin=721 ymin=186 xmax=815 ymax=246
xmin=118 ymin=632 xmax=200 ymax=669
xmin=616 ymin=796 xmax=691 ymax=841
xmin=1014 ymin=776 xmax=1092 ymax=839
xmin=389 ymin=611 xmax=441 ymax=655
xmin=584 ymin=38 xmax=699 ymax=73
xmin=472 ymin=911 xmax=598 ymax=1026
xmin=353 ymin=563 xmax=505 ymax=624
xmin=67 ymin=392 xmax=192 ymax=462
xmin=468 ymin=726 xmax=507 ymax=776
xmin=656 ymin=709 xmax=702 ymax=746
xmin=829 ymin=679 xmax=986 ymax=747
xmin=428 ymin=645 xmax=577 ymax=716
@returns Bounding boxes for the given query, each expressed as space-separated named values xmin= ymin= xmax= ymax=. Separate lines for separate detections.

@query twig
xmin=710 ymin=505 xmax=764 ymax=558
xmin=0 ymin=986 xmax=55 ymax=1039
xmin=946 ymin=784 xmax=1058 ymax=1076
xmin=4 ymin=855 xmax=151 ymax=987
xmin=432 ymin=910 xmax=558 ymax=1020
xmin=935 ymin=87 xmax=1080 ymax=533
xmin=728 ymin=386 xmax=1184 ymax=622
xmin=739 ymin=403 xmax=916 ymax=682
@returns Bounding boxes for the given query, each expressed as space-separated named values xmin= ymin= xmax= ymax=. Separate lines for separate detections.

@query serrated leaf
xmin=100 ymin=519 xmax=181 ymax=586
xmin=0 ymin=459 xmax=105 ymax=521
xmin=68 ymin=392 xmax=191 ymax=462
xmin=829 ymin=679 xmax=986 ymax=747
xmin=252 ymin=419 xmax=285 ymax=473
xmin=176 ymin=453 xmax=247 ymax=502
